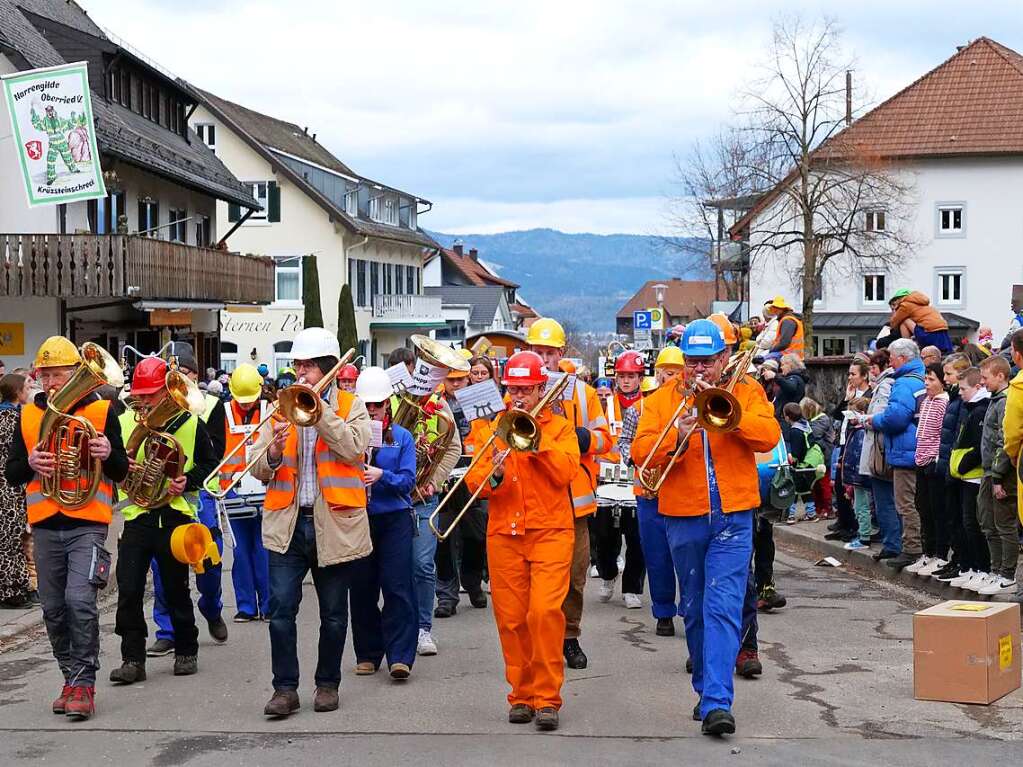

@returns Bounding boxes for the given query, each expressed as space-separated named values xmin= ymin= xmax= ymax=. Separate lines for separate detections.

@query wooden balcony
xmin=0 ymin=234 xmax=274 ymax=305
xmin=371 ymin=293 xmax=445 ymax=328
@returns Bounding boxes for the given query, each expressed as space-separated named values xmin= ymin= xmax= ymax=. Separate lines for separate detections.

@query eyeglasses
xmin=684 ymin=355 xmax=722 ymax=370
xmin=506 ymin=385 xmax=538 ymax=396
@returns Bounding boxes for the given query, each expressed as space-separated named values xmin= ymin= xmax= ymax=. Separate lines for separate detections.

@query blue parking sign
xmin=633 ymin=310 xmax=652 ymax=330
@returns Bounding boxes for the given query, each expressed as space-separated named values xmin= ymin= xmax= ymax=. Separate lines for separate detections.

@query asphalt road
xmin=0 ymin=541 xmax=1020 ymax=766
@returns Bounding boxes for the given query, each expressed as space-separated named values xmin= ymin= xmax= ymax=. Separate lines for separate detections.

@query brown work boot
xmin=313 ymin=686 xmax=339 ymax=712
xmin=52 ymin=684 xmax=72 ymax=715
xmin=354 ymin=662 xmax=377 ymax=676
xmin=263 ymin=689 xmax=300 ymax=718
xmin=389 ymin=663 xmax=410 ymax=680
xmin=535 ymin=707 xmax=559 ymax=731
xmin=508 ymin=704 xmax=535 ymax=724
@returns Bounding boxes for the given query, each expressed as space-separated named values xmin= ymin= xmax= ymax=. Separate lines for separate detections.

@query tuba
xmin=38 ymin=342 xmax=124 ymax=509
xmin=122 ymin=367 xmax=205 ymax=509
xmin=393 ymin=335 xmax=471 ymax=495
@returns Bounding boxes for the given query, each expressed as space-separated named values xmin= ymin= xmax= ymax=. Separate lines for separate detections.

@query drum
xmin=596 ymin=482 xmax=636 ymax=506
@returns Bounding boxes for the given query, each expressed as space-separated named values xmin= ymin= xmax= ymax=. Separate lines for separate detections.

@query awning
xmin=369 ymin=321 xmax=447 ymax=330
xmin=134 ymin=300 xmax=226 ymax=311
xmin=812 ymin=311 xmax=978 ymax=331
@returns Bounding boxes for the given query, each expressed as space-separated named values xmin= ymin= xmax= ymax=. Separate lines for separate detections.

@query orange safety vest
xmin=559 ymin=379 xmax=611 ymax=517
xmin=217 ymin=400 xmax=268 ymax=491
xmin=779 ymin=314 xmax=804 ymax=358
xmin=20 ymin=400 xmax=114 ymax=526
xmin=263 ymin=391 xmax=366 ymax=511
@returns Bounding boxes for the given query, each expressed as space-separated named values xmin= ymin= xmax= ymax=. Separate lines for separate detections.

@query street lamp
xmin=652 ymin=283 xmax=667 ymax=347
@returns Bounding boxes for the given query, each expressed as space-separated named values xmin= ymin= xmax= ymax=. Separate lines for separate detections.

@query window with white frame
xmin=369 ymin=196 xmax=381 ymax=222
xmin=937 ymin=204 xmax=964 ymax=235
xmin=168 ymin=208 xmax=187 ymax=242
xmin=865 ymin=209 xmax=886 ymax=232
xmin=408 ymin=204 xmax=417 ymax=230
xmin=194 ymin=123 xmax=216 ymax=152
xmin=195 ymin=215 xmax=211 ymax=247
xmin=345 ymin=189 xmax=358 ymax=217
xmin=247 ymin=182 xmax=268 ymax=219
xmin=275 ymin=256 xmax=302 ymax=303
xmin=936 ymin=268 xmax=964 ymax=305
xmin=384 ymin=197 xmax=397 ymax=225
xmin=273 ymin=341 xmax=293 ymax=374
xmin=220 ymin=341 xmax=238 ymax=372
xmin=862 ymin=273 xmax=886 ymax=305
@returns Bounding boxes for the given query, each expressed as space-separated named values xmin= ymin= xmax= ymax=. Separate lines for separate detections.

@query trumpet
xmin=204 ymin=349 xmax=355 ymax=499
xmin=637 ymin=345 xmax=759 ymax=494
xmin=428 ymin=373 xmax=572 ymax=541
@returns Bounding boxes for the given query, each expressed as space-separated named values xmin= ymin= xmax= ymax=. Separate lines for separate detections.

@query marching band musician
xmin=631 ymin=320 xmax=779 ymax=736
xmin=112 ymin=356 xmax=217 ymax=686
xmin=336 ymin=363 xmax=360 ymax=394
xmin=463 ymin=351 xmax=580 ymax=731
xmin=147 ymin=343 xmax=230 ymax=658
xmin=526 ymin=318 xmax=611 ymax=670
xmin=5 ymin=337 xmax=128 ymax=721
xmin=251 ymin=327 xmax=371 ymax=718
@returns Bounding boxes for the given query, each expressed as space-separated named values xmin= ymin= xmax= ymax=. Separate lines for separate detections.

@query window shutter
xmin=267 ymin=181 xmax=281 ymax=222
xmin=228 ymin=202 xmax=240 ymax=223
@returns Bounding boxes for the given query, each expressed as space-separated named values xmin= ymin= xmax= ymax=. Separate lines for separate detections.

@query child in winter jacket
xmin=949 ymin=367 xmax=992 ymax=587
xmin=912 ymin=363 xmax=949 ymax=573
xmin=841 ymin=397 xmax=872 ymax=549
xmin=978 ymin=355 xmax=1017 ymax=593
xmin=784 ymin=402 xmax=825 ymax=523
xmin=801 ymin=397 xmax=835 ymax=519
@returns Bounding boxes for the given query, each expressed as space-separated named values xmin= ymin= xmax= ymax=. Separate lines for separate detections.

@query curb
xmin=772 ymin=520 xmax=1016 ymax=604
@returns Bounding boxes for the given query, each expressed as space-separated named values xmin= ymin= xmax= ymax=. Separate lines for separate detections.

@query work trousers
xmin=978 ymin=477 xmax=1018 ymax=579
xmin=893 ymin=468 xmax=921 ymax=556
xmin=268 ymin=515 xmax=358 ymax=691
xmin=592 ymin=502 xmax=646 ymax=595
xmin=152 ymin=491 xmax=224 ymax=640
xmin=833 ymin=463 xmax=858 ymax=536
xmin=33 ymin=523 xmax=108 ymax=687
xmin=870 ymin=478 xmax=901 ymax=554
xmin=752 ymin=510 xmax=776 ymax=593
xmin=740 ymin=562 xmax=759 ymax=652
xmin=227 ymin=513 xmax=271 ymax=618
xmin=488 ymin=528 xmax=573 ymax=710
xmin=561 ymin=515 xmax=590 ymax=639
xmin=914 ymin=464 xmax=942 ymax=558
xmin=635 ymin=496 xmax=679 ymax=619
xmin=411 ymin=498 xmax=439 ymax=631
xmin=350 ymin=510 xmax=418 ymax=669
xmin=436 ymin=502 xmax=487 ymax=607
xmin=116 ymin=509 xmax=198 ymax=663
xmin=665 ymin=509 xmax=753 ymax=719
xmin=960 ymin=481 xmax=991 ymax=573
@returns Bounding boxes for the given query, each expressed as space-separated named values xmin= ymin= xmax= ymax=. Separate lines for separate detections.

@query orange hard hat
xmin=708 ymin=313 xmax=738 ymax=345
xmin=558 ymin=359 xmax=577 ymax=374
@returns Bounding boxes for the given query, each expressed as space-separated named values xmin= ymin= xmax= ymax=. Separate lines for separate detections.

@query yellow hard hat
xmin=770 ymin=295 xmax=793 ymax=311
xmin=526 ymin=318 xmax=566 ymax=349
xmin=229 ymin=363 xmax=264 ymax=404
xmin=641 ymin=376 xmax=658 ymax=393
xmin=34 ymin=336 xmax=81 ymax=368
xmin=654 ymin=346 xmax=685 ymax=369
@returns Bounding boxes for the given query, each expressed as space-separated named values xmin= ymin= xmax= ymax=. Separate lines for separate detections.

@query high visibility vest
xmin=779 ymin=315 xmax=805 ymax=358
xmin=264 ymin=390 xmax=367 ymax=512
xmin=561 ymin=379 xmax=610 ymax=516
xmin=118 ymin=409 xmax=199 ymax=521
xmin=201 ymin=393 xmax=220 ymax=423
xmin=20 ymin=400 xmax=114 ymax=526
xmin=213 ymin=399 xmax=269 ymax=493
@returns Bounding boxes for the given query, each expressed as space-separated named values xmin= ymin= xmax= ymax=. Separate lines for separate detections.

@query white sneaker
xmin=623 ymin=593 xmax=643 ymax=609
xmin=904 ymin=555 xmax=929 ymax=574
xmin=918 ymin=558 xmax=947 ymax=577
xmin=588 ymin=565 xmax=600 ymax=578
xmin=599 ymin=579 xmax=615 ymax=602
xmin=417 ymin=629 xmax=437 ymax=656
xmin=964 ymin=572 xmax=995 ymax=592
xmin=948 ymin=569 xmax=977 ymax=588
xmin=978 ymin=576 xmax=1017 ymax=596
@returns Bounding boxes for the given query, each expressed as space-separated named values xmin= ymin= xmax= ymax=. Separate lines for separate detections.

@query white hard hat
xmin=355 ymin=366 xmax=394 ymax=404
xmin=291 ymin=327 xmax=341 ymax=360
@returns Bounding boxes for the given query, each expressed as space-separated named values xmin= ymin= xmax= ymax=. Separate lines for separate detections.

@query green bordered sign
xmin=2 ymin=61 xmax=106 ymax=207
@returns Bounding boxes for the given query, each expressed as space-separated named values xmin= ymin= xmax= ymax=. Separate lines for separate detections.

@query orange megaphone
xmin=170 ymin=523 xmax=221 ymax=574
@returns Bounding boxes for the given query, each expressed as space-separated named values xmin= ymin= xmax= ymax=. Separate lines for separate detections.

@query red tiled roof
xmin=510 ymin=301 xmax=538 ymax=319
xmin=442 ymin=247 xmax=518 ymax=288
xmin=616 ymin=279 xmax=716 ymax=320
xmin=730 ymin=37 xmax=1023 ymax=238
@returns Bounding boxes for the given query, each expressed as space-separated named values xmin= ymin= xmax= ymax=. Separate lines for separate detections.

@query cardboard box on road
xmin=913 ymin=600 xmax=1020 ymax=704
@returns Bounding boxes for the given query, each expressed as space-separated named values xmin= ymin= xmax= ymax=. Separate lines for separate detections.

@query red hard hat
xmin=131 ymin=357 xmax=168 ymax=395
xmin=337 ymin=364 xmax=359 ymax=381
xmin=614 ymin=351 xmax=646 ymax=374
xmin=501 ymin=351 xmax=547 ymax=386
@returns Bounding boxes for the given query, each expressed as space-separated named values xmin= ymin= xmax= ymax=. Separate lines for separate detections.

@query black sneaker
xmin=467 ymin=589 xmax=488 ymax=609
xmin=233 ymin=611 xmax=257 ymax=623
xmin=110 ymin=661 xmax=146 ymax=685
xmin=692 ymin=703 xmax=701 ymax=721
xmin=826 ymin=522 xmax=841 ymax=532
xmin=758 ymin=584 xmax=787 ymax=611
xmin=685 ymin=656 xmax=693 ymax=674
xmin=563 ymin=638 xmax=587 ymax=669
xmin=656 ymin=617 xmax=675 ymax=636
xmin=146 ymin=638 xmax=175 ymax=657
xmin=173 ymin=655 xmax=198 ymax=676
xmin=885 ymin=553 xmax=918 ymax=571
xmin=207 ymin=617 xmax=229 ymax=643
xmin=872 ymin=548 xmax=898 ymax=562
xmin=935 ymin=568 xmax=962 ymax=583
xmin=433 ymin=603 xmax=457 ymax=619
xmin=702 ymin=708 xmax=736 ymax=736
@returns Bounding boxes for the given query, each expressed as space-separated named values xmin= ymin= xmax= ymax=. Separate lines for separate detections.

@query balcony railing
xmin=372 ymin=293 xmax=443 ymax=321
xmin=0 ymin=234 xmax=274 ymax=304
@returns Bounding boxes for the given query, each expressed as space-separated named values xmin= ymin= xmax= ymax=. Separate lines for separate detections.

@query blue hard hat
xmin=595 ymin=377 xmax=613 ymax=389
xmin=680 ymin=319 xmax=725 ymax=357
xmin=257 ymin=363 xmax=269 ymax=376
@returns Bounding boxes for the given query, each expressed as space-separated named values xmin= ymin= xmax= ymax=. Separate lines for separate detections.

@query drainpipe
xmin=344 ymin=235 xmax=370 ymax=342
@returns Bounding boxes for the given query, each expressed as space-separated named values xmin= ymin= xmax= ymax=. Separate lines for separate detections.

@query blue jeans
xmin=870 ymin=478 xmax=902 ymax=554
xmin=412 ymin=498 xmax=439 ymax=631
xmin=268 ymin=515 xmax=357 ymax=691
xmin=665 ymin=509 xmax=753 ymax=718
xmin=350 ymin=510 xmax=418 ymax=668
xmin=635 ymin=496 xmax=679 ymax=619
xmin=227 ymin=512 xmax=271 ymax=618
xmin=152 ymin=491 xmax=223 ymax=640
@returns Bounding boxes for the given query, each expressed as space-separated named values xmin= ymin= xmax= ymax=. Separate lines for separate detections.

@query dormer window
xmin=384 ymin=198 xmax=397 ymax=225
xmin=345 ymin=189 xmax=358 ymax=217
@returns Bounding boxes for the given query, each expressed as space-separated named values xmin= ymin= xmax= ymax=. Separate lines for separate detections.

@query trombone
xmin=204 ymin=348 xmax=356 ymax=499
xmin=637 ymin=344 xmax=760 ymax=494
xmin=428 ymin=373 xmax=572 ymax=541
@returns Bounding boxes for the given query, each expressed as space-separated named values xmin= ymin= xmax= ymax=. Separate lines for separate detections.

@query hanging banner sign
xmin=2 ymin=61 xmax=106 ymax=207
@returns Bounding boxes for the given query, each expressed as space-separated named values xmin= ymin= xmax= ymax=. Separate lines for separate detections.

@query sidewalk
xmin=772 ymin=515 xmax=1019 ymax=604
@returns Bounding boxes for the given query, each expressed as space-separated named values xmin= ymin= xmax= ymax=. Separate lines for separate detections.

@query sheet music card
xmin=453 ymin=380 xmax=506 ymax=421
xmin=545 ymin=371 xmax=577 ymax=400
xmin=385 ymin=363 xmax=414 ymax=396
xmin=368 ymin=419 xmax=384 ymax=448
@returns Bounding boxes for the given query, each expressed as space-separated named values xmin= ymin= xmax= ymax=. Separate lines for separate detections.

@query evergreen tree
xmin=302 ymin=255 xmax=323 ymax=328
xmin=337 ymin=283 xmax=359 ymax=359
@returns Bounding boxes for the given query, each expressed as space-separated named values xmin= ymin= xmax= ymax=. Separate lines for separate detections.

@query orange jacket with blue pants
xmin=631 ymin=321 xmax=780 ymax=730
xmin=464 ymin=408 xmax=580 ymax=714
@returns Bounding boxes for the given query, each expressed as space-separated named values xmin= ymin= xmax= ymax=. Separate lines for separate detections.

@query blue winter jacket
xmin=366 ymin=423 xmax=417 ymax=515
xmin=871 ymin=357 xmax=926 ymax=469
xmin=841 ymin=425 xmax=869 ymax=486
xmin=936 ymin=386 xmax=965 ymax=475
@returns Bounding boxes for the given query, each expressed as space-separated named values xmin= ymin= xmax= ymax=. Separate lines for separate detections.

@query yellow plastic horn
xmin=170 ymin=523 xmax=221 ymax=574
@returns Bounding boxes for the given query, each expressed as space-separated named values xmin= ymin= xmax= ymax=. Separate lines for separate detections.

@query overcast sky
xmin=82 ymin=0 xmax=1022 ymax=234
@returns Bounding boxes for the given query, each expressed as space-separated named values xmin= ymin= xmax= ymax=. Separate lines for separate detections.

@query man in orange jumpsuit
xmin=632 ymin=319 xmax=779 ymax=737
xmin=465 ymin=351 xmax=580 ymax=731
xmin=526 ymin=318 xmax=610 ymax=669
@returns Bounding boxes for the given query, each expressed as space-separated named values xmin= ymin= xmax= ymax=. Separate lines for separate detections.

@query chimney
xmin=303 ymin=126 xmax=308 ymax=135
xmin=845 ymin=70 xmax=852 ymax=127
xmin=452 ymin=239 xmax=463 ymax=257
xmin=468 ymin=248 xmax=479 ymax=261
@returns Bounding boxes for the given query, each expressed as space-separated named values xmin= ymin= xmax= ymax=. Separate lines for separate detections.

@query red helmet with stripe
xmin=131 ymin=357 xmax=168 ymax=395
xmin=614 ymin=351 xmax=646 ymax=374
xmin=501 ymin=351 xmax=547 ymax=386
